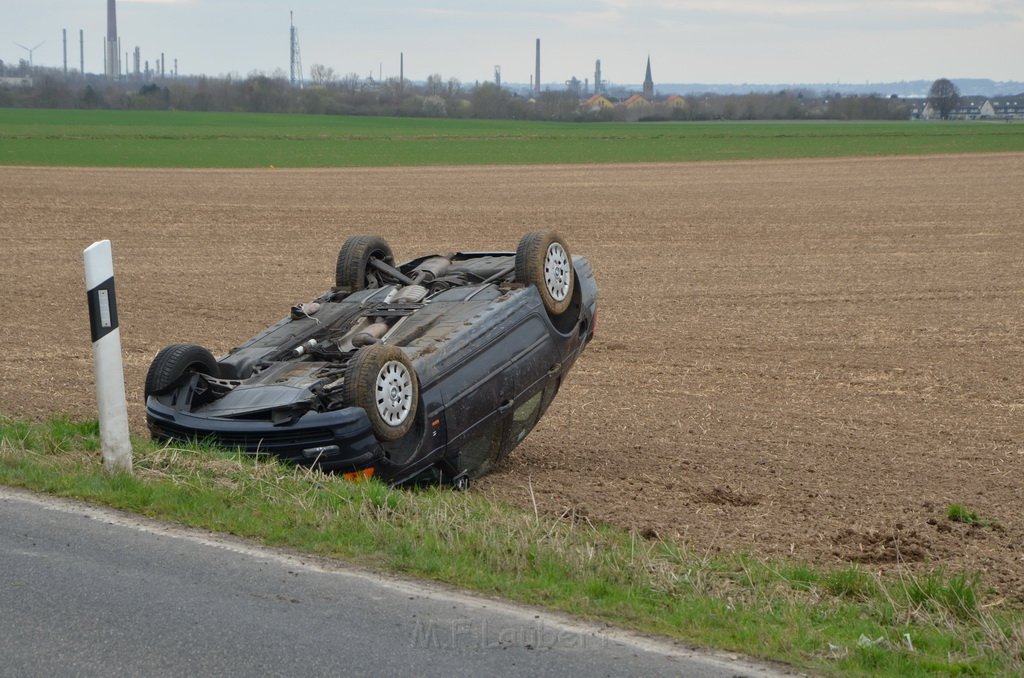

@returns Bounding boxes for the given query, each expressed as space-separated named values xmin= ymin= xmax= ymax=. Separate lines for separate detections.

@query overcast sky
xmin=3 ymin=1 xmax=1022 ymax=86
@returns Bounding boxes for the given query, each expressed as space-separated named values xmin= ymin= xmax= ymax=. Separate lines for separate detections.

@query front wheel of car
xmin=343 ymin=344 xmax=419 ymax=442
xmin=335 ymin=235 xmax=395 ymax=291
xmin=515 ymin=230 xmax=575 ymax=317
xmin=144 ymin=344 xmax=219 ymax=400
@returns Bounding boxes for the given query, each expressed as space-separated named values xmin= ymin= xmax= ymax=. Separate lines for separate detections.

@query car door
xmin=442 ymin=312 xmax=556 ymax=476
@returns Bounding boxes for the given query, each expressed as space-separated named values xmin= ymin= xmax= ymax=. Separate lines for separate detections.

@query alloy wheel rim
xmin=543 ymin=242 xmax=571 ymax=302
xmin=375 ymin=360 xmax=413 ymax=426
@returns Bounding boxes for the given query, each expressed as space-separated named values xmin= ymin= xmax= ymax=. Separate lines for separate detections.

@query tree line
xmin=0 ymin=65 xmax=918 ymax=121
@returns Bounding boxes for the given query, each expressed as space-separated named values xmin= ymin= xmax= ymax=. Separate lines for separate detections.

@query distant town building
xmin=979 ymin=98 xmax=1024 ymax=119
xmin=663 ymin=94 xmax=688 ymax=111
xmin=622 ymin=94 xmax=652 ymax=109
xmin=582 ymin=94 xmax=614 ymax=112
xmin=917 ymin=95 xmax=1024 ymax=120
xmin=642 ymin=57 xmax=654 ymax=98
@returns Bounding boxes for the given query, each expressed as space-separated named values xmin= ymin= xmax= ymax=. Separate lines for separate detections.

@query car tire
xmin=343 ymin=344 xmax=418 ymax=442
xmin=335 ymin=235 xmax=395 ymax=290
xmin=144 ymin=344 xmax=219 ymax=400
xmin=515 ymin=230 xmax=574 ymax=316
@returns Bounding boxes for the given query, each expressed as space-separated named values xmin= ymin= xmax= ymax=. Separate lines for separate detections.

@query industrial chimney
xmin=105 ymin=0 xmax=120 ymax=79
xmin=536 ymin=38 xmax=544 ymax=94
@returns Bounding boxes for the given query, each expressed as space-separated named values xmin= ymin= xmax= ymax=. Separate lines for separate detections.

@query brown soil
xmin=2 ymin=156 xmax=1022 ymax=598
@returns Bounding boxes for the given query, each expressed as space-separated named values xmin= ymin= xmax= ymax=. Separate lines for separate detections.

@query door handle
xmin=547 ymin=364 xmax=562 ymax=377
xmin=498 ymin=399 xmax=514 ymax=414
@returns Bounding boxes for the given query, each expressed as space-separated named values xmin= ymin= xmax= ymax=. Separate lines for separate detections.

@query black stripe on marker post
xmin=87 ymin=276 xmax=119 ymax=343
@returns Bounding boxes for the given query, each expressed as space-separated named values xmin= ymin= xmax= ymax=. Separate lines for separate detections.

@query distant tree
xmin=30 ymin=76 xmax=76 ymax=108
xmin=420 ymin=95 xmax=447 ymax=117
xmin=469 ymin=81 xmax=510 ymax=118
xmin=927 ymin=78 xmax=960 ymax=119
xmin=425 ymin=73 xmax=445 ymax=97
xmin=375 ymin=77 xmax=405 ymax=106
xmin=132 ymin=83 xmax=170 ymax=110
xmin=0 ymin=63 xmax=935 ymax=121
xmin=340 ymin=72 xmax=361 ymax=94
xmin=240 ymin=75 xmax=291 ymax=113
xmin=297 ymin=86 xmax=331 ymax=114
xmin=188 ymin=76 xmax=214 ymax=111
xmin=535 ymin=90 xmax=580 ymax=121
xmin=309 ymin=64 xmax=336 ymax=87
xmin=167 ymin=82 xmax=193 ymax=110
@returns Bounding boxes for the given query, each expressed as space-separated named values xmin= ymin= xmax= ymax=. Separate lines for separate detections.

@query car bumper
xmin=145 ymin=400 xmax=382 ymax=472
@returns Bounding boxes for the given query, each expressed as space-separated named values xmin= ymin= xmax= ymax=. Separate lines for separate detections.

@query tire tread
xmin=144 ymin=344 xmax=218 ymax=400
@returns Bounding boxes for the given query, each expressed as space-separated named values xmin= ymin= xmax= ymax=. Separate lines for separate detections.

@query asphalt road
xmin=0 ymin=487 xmax=790 ymax=677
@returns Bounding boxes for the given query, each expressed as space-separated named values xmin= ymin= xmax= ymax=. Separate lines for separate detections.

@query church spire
xmin=643 ymin=56 xmax=654 ymax=98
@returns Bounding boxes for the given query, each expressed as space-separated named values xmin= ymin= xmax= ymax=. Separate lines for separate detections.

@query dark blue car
xmin=145 ymin=231 xmax=597 ymax=487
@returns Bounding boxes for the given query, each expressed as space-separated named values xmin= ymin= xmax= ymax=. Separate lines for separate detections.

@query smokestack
xmin=536 ymin=38 xmax=544 ymax=94
xmin=80 ymin=29 xmax=84 ymax=75
xmin=107 ymin=0 xmax=117 ymax=42
xmin=63 ymin=29 xmax=68 ymax=76
xmin=105 ymin=0 xmax=120 ymax=79
xmin=595 ymin=59 xmax=601 ymax=94
xmin=400 ymin=52 xmax=404 ymax=92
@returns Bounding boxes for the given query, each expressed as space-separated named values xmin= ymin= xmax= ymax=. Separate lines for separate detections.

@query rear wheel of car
xmin=144 ymin=344 xmax=219 ymax=400
xmin=515 ymin=230 xmax=574 ymax=316
xmin=335 ymin=235 xmax=395 ymax=291
xmin=343 ymin=344 xmax=418 ymax=442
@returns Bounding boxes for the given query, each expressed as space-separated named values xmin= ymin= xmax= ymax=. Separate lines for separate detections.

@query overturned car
xmin=144 ymin=230 xmax=597 ymax=486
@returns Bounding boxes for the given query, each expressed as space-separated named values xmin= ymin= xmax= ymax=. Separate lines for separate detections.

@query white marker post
xmin=83 ymin=240 xmax=133 ymax=473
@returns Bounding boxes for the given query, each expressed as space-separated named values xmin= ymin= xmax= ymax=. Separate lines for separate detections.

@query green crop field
xmin=0 ymin=108 xmax=1021 ymax=167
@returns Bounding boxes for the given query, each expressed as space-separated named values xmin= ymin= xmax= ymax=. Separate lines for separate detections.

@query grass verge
xmin=2 ymin=416 xmax=1022 ymax=676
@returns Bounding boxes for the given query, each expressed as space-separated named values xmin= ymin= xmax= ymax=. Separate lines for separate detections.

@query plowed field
xmin=2 ymin=156 xmax=1022 ymax=596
